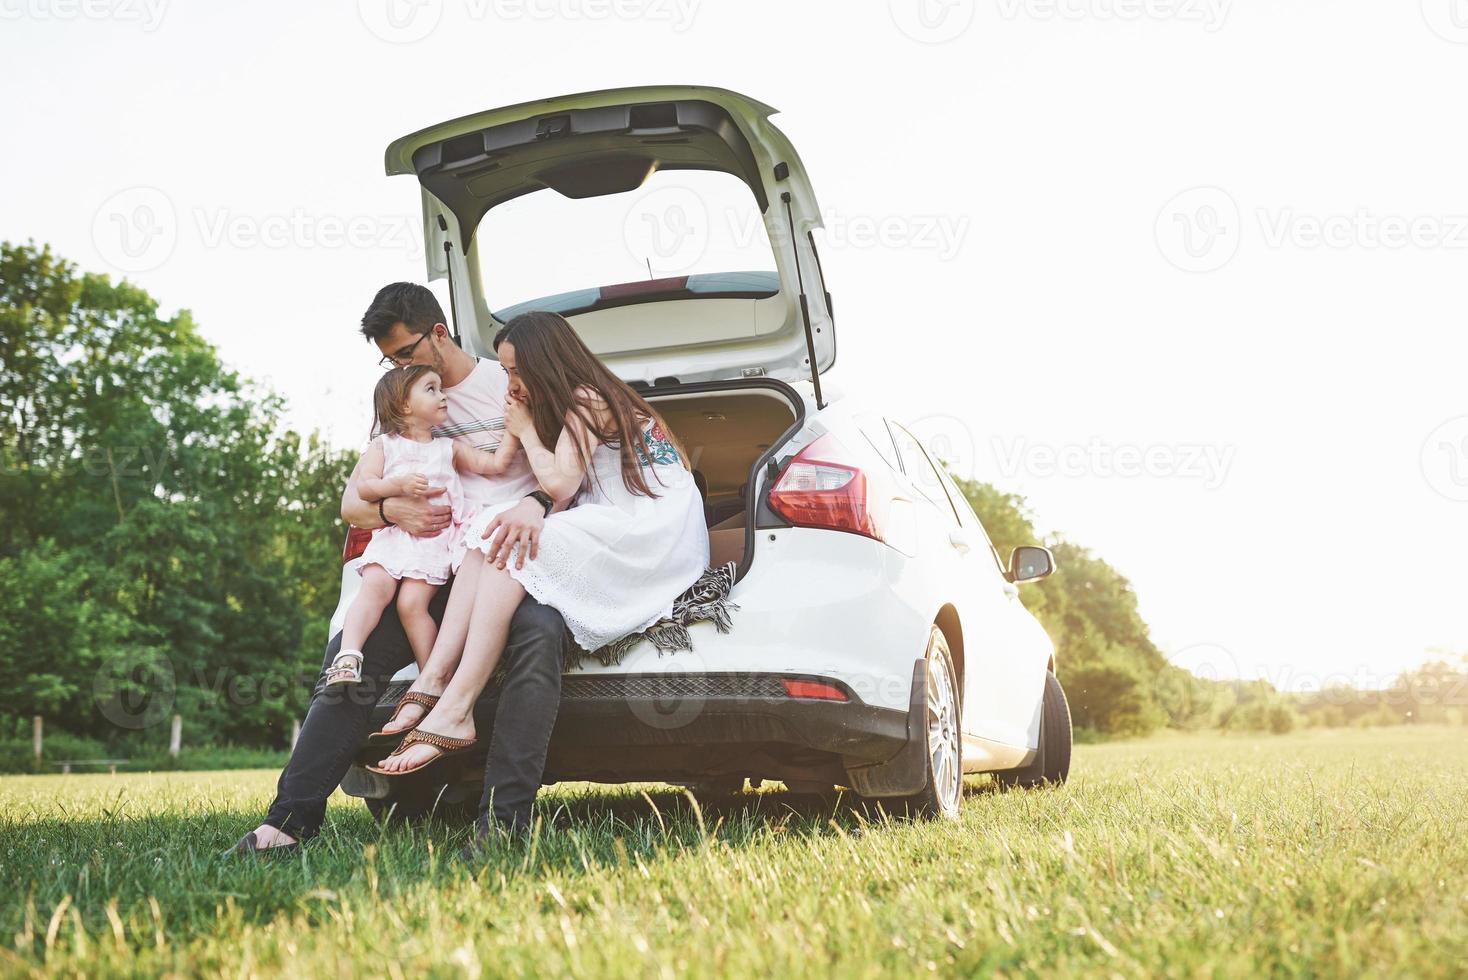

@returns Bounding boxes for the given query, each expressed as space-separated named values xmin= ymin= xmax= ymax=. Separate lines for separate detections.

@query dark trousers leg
xmin=263 ymin=582 xmax=450 ymax=839
xmin=471 ymin=594 xmax=567 ymax=836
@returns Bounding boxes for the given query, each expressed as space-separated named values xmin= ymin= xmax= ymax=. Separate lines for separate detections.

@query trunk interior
xmin=645 ymin=383 xmax=803 ymax=574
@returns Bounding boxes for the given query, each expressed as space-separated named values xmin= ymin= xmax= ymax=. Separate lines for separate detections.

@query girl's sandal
xmin=366 ymin=728 xmax=477 ymax=778
xmin=365 ymin=692 xmax=440 ymax=747
xmin=324 ymin=650 xmax=363 ymax=686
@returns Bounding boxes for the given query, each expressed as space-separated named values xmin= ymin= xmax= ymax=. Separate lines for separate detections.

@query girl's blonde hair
xmin=371 ymin=364 xmax=437 ymax=438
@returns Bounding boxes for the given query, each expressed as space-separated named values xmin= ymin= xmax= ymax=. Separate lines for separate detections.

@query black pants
xmin=263 ymin=580 xmax=566 ymax=840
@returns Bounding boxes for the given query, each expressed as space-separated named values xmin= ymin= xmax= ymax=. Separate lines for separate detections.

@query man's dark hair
xmin=360 ymin=282 xmax=446 ymax=343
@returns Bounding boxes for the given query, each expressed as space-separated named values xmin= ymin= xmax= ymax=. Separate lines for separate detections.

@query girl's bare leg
xmin=395 ymin=578 xmax=440 ymax=671
xmin=374 ymin=560 xmax=526 ymax=772
xmin=342 ymin=565 xmax=397 ymax=651
xmin=378 ymin=550 xmax=485 ymax=734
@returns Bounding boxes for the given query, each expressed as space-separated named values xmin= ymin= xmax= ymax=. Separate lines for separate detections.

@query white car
xmin=334 ymin=85 xmax=1070 ymax=820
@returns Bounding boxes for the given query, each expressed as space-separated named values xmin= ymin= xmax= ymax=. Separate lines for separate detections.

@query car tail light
xmin=767 ymin=433 xmax=884 ymax=541
xmin=342 ymin=526 xmax=372 ymax=563
xmin=782 ymin=678 xmax=849 ymax=701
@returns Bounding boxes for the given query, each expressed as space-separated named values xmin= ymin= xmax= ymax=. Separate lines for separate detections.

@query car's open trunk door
xmin=386 ymin=86 xmax=835 ymax=395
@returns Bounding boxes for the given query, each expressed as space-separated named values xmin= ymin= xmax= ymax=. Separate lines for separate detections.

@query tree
xmin=951 ymin=474 xmax=1170 ymax=737
xmin=0 ymin=241 xmax=354 ymax=746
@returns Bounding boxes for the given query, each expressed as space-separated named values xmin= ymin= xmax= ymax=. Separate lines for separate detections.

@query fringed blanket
xmin=567 ymin=560 xmax=741 ymax=669
xmin=486 ymin=562 xmax=741 ymax=687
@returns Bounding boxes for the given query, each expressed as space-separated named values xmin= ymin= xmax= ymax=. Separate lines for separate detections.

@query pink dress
xmin=358 ymin=434 xmax=465 ymax=586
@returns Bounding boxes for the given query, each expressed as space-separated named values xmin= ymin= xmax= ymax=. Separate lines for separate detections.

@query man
xmin=229 ymin=282 xmax=566 ymax=854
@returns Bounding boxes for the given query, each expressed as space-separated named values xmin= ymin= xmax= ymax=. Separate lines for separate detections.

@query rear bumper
xmin=550 ymin=671 xmax=909 ymax=761
xmin=345 ymin=670 xmax=913 ymax=794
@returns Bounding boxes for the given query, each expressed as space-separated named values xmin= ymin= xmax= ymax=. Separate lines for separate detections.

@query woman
xmin=368 ymin=310 xmax=709 ymax=776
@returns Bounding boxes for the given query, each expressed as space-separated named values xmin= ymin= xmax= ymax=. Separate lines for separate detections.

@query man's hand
xmin=480 ymin=497 xmax=545 ymax=570
xmin=384 ymin=495 xmax=453 ymax=537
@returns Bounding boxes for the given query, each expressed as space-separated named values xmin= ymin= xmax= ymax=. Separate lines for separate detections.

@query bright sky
xmin=4 ymin=0 xmax=1465 ymax=691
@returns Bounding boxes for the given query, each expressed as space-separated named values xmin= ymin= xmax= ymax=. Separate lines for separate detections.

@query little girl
xmin=325 ymin=364 xmax=523 ymax=686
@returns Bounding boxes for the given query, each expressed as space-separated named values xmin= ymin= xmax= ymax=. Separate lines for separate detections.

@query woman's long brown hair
xmin=493 ymin=311 xmax=688 ymax=498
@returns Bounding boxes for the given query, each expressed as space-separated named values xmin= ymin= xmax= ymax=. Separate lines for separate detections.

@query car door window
xmin=853 ymin=413 xmax=901 ymax=473
xmin=934 ymin=461 xmax=1009 ymax=575
xmin=889 ymin=423 xmax=958 ymax=523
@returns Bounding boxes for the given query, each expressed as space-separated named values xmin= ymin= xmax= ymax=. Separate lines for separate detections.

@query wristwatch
xmin=526 ymin=490 xmax=554 ymax=517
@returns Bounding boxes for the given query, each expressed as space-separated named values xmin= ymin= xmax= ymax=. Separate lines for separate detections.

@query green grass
xmin=1 ymin=726 xmax=1464 ymax=977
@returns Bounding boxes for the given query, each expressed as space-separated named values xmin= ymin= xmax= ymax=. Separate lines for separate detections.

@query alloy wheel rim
xmin=925 ymin=651 xmax=961 ymax=813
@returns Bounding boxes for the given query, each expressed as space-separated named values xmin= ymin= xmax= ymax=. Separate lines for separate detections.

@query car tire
xmin=891 ymin=627 xmax=964 ymax=821
xmin=993 ymin=670 xmax=1072 ymax=790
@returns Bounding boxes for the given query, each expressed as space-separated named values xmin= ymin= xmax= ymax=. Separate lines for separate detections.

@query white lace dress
xmin=359 ymin=434 xmax=465 ymax=586
xmin=458 ymin=417 xmax=709 ymax=652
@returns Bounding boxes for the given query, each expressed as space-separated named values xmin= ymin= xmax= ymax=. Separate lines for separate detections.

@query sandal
xmin=324 ymin=650 xmax=363 ymax=686
xmin=366 ymin=728 xmax=478 ymax=777
xmin=365 ymin=691 xmax=440 ymax=746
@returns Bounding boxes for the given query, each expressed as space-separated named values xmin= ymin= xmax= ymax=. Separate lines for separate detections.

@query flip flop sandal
xmin=365 ymin=691 xmax=441 ymax=747
xmin=366 ymin=728 xmax=477 ymax=778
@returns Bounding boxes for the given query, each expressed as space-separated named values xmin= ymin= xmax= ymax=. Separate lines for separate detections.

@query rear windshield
xmin=476 ymin=169 xmax=778 ymax=315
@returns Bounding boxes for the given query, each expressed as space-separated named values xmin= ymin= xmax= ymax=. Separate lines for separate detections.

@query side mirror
xmin=1008 ymin=545 xmax=1055 ymax=584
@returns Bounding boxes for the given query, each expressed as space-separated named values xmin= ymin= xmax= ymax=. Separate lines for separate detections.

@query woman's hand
xmin=503 ymin=396 xmax=534 ymax=440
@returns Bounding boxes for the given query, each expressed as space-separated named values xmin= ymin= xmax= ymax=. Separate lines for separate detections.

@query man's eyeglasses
xmin=379 ymin=330 xmax=433 ymax=369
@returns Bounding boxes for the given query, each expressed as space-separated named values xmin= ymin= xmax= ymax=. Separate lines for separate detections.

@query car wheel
xmin=993 ymin=670 xmax=1072 ymax=789
xmin=364 ymin=776 xmax=478 ymax=825
xmin=893 ymin=627 xmax=964 ymax=820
